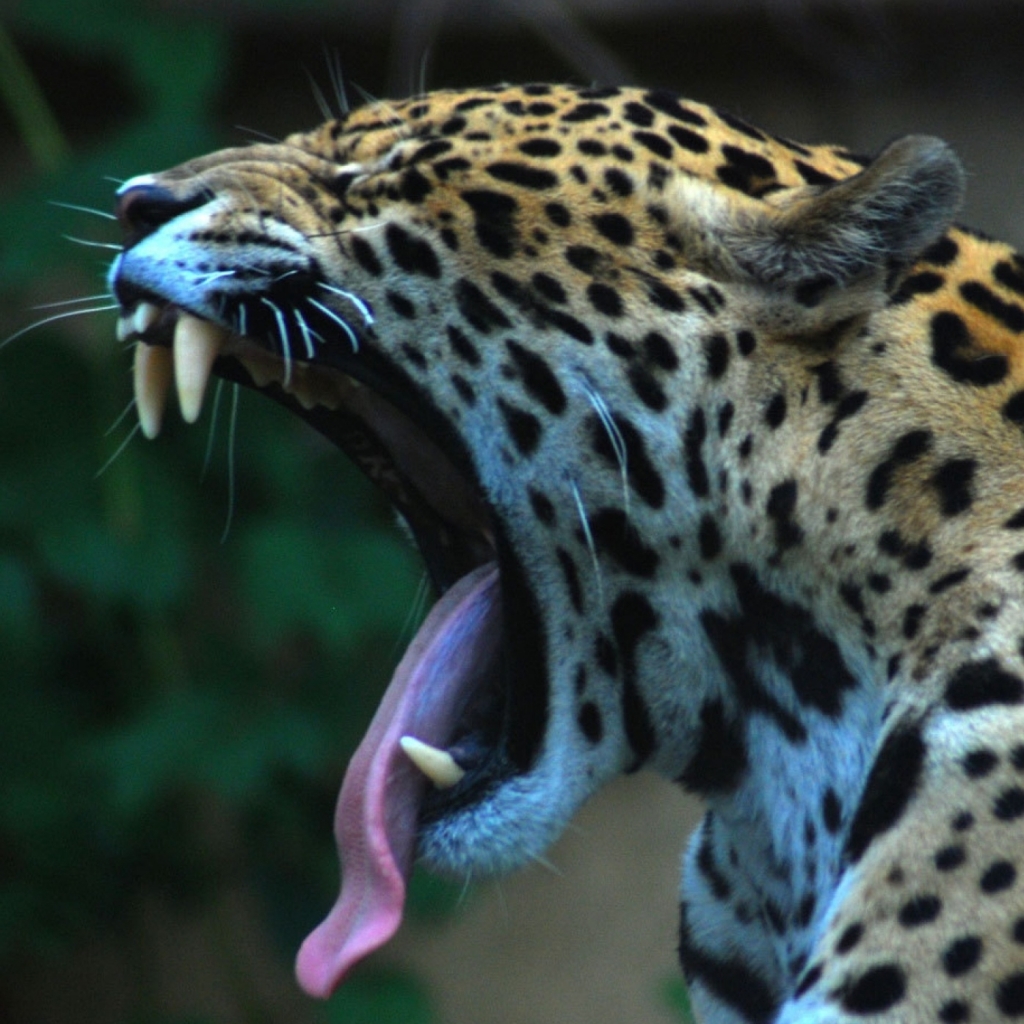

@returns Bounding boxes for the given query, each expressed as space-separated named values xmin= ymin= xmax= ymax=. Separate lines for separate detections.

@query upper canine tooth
xmin=133 ymin=301 xmax=161 ymax=337
xmin=133 ymin=342 xmax=173 ymax=439
xmin=399 ymin=736 xmax=466 ymax=789
xmin=173 ymin=314 xmax=225 ymax=424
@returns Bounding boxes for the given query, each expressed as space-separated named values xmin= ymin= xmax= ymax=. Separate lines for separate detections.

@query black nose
xmin=115 ymin=183 xmax=206 ymax=245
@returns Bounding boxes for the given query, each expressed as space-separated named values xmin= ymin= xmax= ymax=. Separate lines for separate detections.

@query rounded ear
xmin=666 ymin=135 xmax=965 ymax=333
xmin=731 ymin=135 xmax=966 ymax=288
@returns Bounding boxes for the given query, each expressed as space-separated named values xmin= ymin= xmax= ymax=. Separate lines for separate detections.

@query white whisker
xmin=2 ymin=303 xmax=119 ymax=349
xmin=394 ymin=572 xmax=431 ymax=657
xmin=582 ymin=380 xmax=629 ymax=517
xmin=105 ymin=396 xmax=138 ymax=437
xmin=490 ymin=878 xmax=508 ymax=922
xmin=417 ymin=47 xmax=432 ymax=96
xmin=48 ymin=200 xmax=117 ymax=221
xmin=571 ymin=478 xmax=603 ymax=603
xmin=306 ymin=70 xmax=335 ymax=122
xmin=326 ymin=47 xmax=349 ymax=115
xmin=234 ymin=124 xmax=281 ymax=144
xmin=220 ymin=383 xmax=240 ymax=545
xmin=317 ymin=281 xmax=374 ymax=325
xmin=190 ymin=269 xmax=236 ymax=285
xmin=527 ymin=851 xmax=563 ymax=877
xmin=202 ymin=378 xmax=226 ymax=479
xmin=33 ymin=292 xmax=113 ymax=310
xmin=352 ymin=82 xmax=378 ymax=107
xmin=237 ymin=258 xmax=271 ymax=278
xmin=62 ymin=235 xmax=123 ymax=251
xmin=95 ymin=419 xmax=141 ymax=478
xmin=353 ymin=86 xmax=408 ymax=135
xmin=308 ymin=297 xmax=359 ymax=353
xmin=294 ymin=309 xmax=318 ymax=359
xmin=307 ymin=222 xmax=384 ymax=242
xmin=238 ymin=182 xmax=267 ymax=226
xmin=260 ymin=297 xmax=293 ymax=384
xmin=458 ymin=873 xmax=476 ymax=909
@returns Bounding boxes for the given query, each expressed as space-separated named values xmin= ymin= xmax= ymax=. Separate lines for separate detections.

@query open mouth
xmin=112 ymin=292 xmax=525 ymax=994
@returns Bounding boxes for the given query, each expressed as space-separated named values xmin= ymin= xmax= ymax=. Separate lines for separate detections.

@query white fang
xmin=399 ymin=736 xmax=466 ymax=789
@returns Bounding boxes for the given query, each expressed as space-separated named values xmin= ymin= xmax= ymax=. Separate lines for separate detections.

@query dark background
xmin=1 ymin=2 xmax=1022 ymax=1023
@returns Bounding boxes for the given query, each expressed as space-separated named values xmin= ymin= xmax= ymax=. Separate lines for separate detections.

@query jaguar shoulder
xmin=107 ymin=83 xmax=1024 ymax=1022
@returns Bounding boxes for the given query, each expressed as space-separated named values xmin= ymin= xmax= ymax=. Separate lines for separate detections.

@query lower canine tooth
xmin=133 ymin=342 xmax=173 ymax=439
xmin=399 ymin=736 xmax=466 ymax=789
xmin=173 ymin=314 xmax=225 ymax=423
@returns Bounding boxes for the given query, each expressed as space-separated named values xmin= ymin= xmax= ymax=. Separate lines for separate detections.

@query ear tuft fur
xmin=729 ymin=135 xmax=966 ymax=289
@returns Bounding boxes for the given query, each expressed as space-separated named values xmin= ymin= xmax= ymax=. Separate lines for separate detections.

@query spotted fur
xmin=108 ymin=84 xmax=1024 ymax=1022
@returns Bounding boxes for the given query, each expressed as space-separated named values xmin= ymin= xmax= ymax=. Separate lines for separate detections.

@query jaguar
xmin=106 ymin=83 xmax=1024 ymax=1022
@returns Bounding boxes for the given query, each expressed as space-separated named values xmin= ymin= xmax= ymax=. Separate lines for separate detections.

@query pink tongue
xmin=295 ymin=562 xmax=501 ymax=998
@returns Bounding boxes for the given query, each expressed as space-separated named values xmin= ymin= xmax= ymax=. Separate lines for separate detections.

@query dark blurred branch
xmin=388 ymin=0 xmax=453 ymax=96
xmin=387 ymin=0 xmax=633 ymax=96
xmin=0 ymin=23 xmax=69 ymax=172
xmin=509 ymin=0 xmax=633 ymax=85
xmin=767 ymin=0 xmax=898 ymax=86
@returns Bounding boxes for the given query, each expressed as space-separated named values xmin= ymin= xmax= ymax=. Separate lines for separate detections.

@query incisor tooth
xmin=240 ymin=356 xmax=277 ymax=389
xmin=173 ymin=314 xmax=225 ymax=424
xmin=133 ymin=342 xmax=173 ymax=439
xmin=399 ymin=736 xmax=466 ymax=789
xmin=133 ymin=301 xmax=161 ymax=337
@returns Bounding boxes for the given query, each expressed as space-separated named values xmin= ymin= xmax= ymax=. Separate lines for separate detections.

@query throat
xmin=681 ymin=669 xmax=883 ymax=1002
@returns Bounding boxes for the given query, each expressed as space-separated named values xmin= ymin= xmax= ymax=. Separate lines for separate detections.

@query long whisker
xmin=317 ymin=281 xmax=375 ymax=325
xmin=260 ymin=297 xmax=293 ymax=384
xmin=2 ymin=303 xmax=119 ymax=349
xmin=294 ymin=308 xmax=318 ymax=359
xmin=570 ymin=477 xmax=603 ymax=603
xmin=325 ymin=47 xmax=349 ymax=115
xmin=582 ymin=380 xmax=629 ymax=517
xmin=202 ymin=378 xmax=226 ymax=479
xmin=458 ymin=872 xmax=476 ymax=910
xmin=234 ymin=125 xmax=281 ymax=144
xmin=33 ymin=292 xmax=114 ymax=310
xmin=48 ymin=200 xmax=117 ymax=221
xmin=105 ymin=396 xmax=138 ymax=437
xmin=308 ymin=297 xmax=359 ymax=353
xmin=352 ymin=85 xmax=408 ymax=135
xmin=306 ymin=69 xmax=335 ymax=122
xmin=351 ymin=82 xmax=378 ymax=107
xmin=189 ymin=269 xmax=236 ymax=286
xmin=417 ymin=47 xmax=432 ymax=96
xmin=234 ymin=256 xmax=271 ymax=278
xmin=95 ymin=419 xmax=142 ymax=478
xmin=307 ymin=220 xmax=385 ymax=242
xmin=526 ymin=851 xmax=563 ymax=877
xmin=220 ymin=383 xmax=240 ymax=545
xmin=62 ymin=235 xmax=123 ymax=251
xmin=393 ymin=572 xmax=431 ymax=658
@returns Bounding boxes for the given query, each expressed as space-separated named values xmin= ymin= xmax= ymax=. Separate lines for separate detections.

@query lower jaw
xmin=119 ymin=301 xmax=559 ymax=982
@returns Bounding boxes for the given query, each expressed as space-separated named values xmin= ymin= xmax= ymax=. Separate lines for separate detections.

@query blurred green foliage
xmin=0 ymin=4 xmax=702 ymax=1020
xmin=661 ymin=976 xmax=697 ymax=1024
xmin=0 ymin=4 xmax=451 ymax=1022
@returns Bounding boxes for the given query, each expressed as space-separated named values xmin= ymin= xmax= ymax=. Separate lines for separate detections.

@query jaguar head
xmin=107 ymin=86 xmax=963 ymax=997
